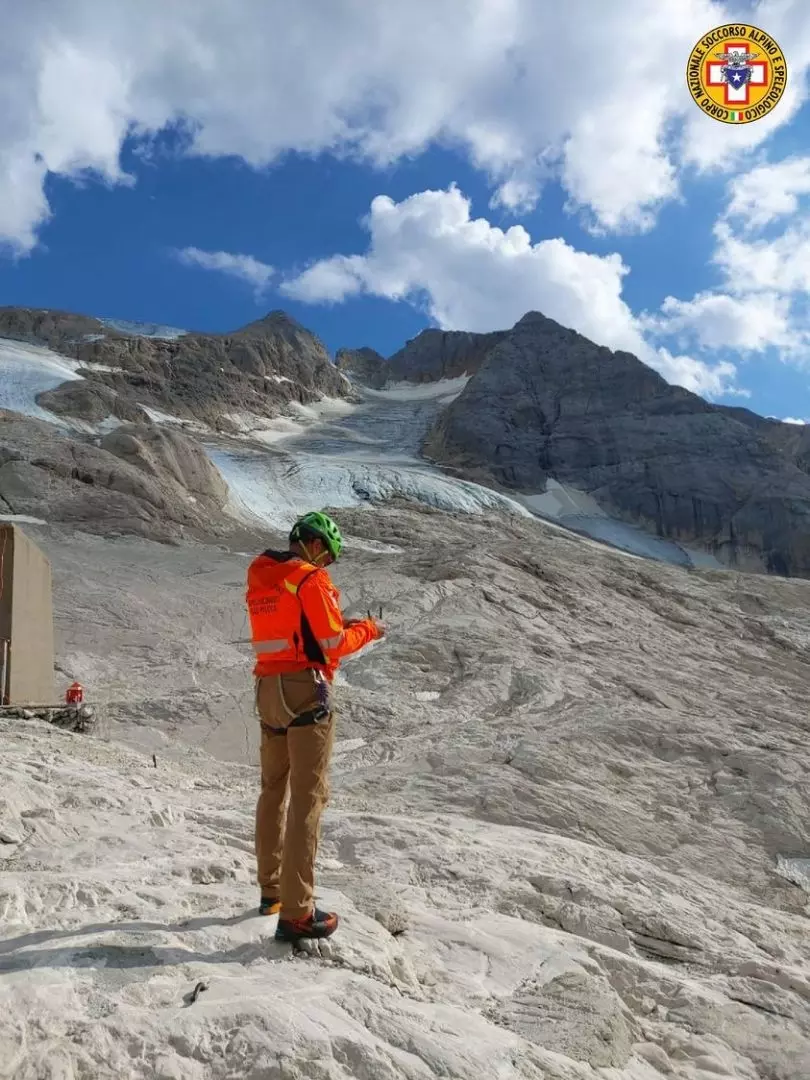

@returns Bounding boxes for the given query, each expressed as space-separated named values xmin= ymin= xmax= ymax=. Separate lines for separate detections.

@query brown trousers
xmin=254 ymin=671 xmax=335 ymax=920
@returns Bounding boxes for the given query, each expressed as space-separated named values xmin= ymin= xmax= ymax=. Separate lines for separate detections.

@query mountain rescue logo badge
xmin=687 ymin=24 xmax=787 ymax=124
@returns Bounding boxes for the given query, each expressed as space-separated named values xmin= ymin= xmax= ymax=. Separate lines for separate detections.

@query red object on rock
xmin=66 ymin=681 xmax=84 ymax=705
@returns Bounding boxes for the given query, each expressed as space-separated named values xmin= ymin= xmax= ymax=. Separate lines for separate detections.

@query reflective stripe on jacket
xmin=246 ymin=550 xmax=380 ymax=680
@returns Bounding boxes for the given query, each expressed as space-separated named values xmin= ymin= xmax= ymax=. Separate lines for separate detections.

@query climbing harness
xmin=259 ymin=669 xmax=332 ymax=737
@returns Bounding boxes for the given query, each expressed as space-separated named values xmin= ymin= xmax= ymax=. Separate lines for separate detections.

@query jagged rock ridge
xmin=0 ymin=306 xmax=349 ymax=430
xmin=336 ymin=329 xmax=507 ymax=389
xmin=386 ymin=328 xmax=508 ymax=383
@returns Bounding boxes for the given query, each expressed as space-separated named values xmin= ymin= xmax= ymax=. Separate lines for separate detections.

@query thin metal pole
xmin=0 ymin=639 xmax=8 ymax=706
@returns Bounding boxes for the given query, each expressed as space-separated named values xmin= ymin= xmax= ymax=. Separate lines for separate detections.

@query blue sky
xmin=2 ymin=1 xmax=810 ymax=420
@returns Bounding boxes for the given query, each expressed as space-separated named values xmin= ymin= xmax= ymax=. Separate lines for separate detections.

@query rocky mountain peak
xmin=231 ymin=309 xmax=310 ymax=340
xmin=512 ymin=309 xmax=561 ymax=330
xmin=424 ymin=311 xmax=810 ymax=576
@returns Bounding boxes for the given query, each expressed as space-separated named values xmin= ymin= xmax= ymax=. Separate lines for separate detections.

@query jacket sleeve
xmin=299 ymin=570 xmax=381 ymax=662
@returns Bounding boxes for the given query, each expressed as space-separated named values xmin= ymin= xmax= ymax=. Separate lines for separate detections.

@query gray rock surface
xmin=2 ymin=500 xmax=808 ymax=1077
xmin=335 ymin=346 xmax=388 ymax=388
xmin=36 ymin=381 xmax=146 ymax=425
xmin=386 ymin=328 xmax=507 ymax=383
xmin=0 ymin=411 xmax=231 ymax=542
xmin=424 ymin=312 xmax=810 ymax=577
xmin=488 ymin=967 xmax=635 ymax=1067
xmin=0 ymin=307 xmax=102 ymax=348
xmin=727 ymin=404 xmax=810 ymax=471
xmin=338 ymin=329 xmax=507 ymax=389
xmin=0 ymin=306 xmax=348 ymax=428
xmin=99 ymin=425 xmax=229 ymax=507
xmin=1 ymin=704 xmax=97 ymax=733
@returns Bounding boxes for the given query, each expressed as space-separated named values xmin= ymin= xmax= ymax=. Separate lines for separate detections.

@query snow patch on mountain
xmin=139 ymin=406 xmax=204 ymax=430
xmin=97 ymin=317 xmax=188 ymax=340
xmin=362 ymin=374 xmax=471 ymax=403
xmin=0 ymin=338 xmax=129 ymax=436
xmin=222 ymin=396 xmax=356 ymax=447
xmin=519 ymin=482 xmax=723 ymax=569
xmin=76 ymin=362 xmax=127 ymax=374
xmin=0 ymin=338 xmax=83 ymax=423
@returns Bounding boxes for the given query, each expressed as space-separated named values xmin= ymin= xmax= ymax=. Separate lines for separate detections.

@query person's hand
xmin=372 ymin=619 xmax=387 ymax=639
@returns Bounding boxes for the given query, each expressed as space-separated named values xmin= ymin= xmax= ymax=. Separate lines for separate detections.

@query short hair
xmin=289 ymin=523 xmax=323 ymax=548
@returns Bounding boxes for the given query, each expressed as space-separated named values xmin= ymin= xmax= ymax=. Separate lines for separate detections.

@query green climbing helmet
xmin=290 ymin=510 xmax=344 ymax=561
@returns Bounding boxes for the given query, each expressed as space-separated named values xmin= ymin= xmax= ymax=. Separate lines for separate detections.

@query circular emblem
xmin=687 ymin=24 xmax=787 ymax=124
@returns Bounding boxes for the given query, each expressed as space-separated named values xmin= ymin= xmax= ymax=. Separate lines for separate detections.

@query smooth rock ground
xmin=1 ymin=503 xmax=808 ymax=1078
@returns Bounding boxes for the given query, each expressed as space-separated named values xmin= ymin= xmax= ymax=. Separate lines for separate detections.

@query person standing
xmin=246 ymin=511 xmax=384 ymax=942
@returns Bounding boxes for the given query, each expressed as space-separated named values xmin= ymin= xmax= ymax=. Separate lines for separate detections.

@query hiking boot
xmin=275 ymin=907 xmax=339 ymax=942
xmin=258 ymin=896 xmax=281 ymax=916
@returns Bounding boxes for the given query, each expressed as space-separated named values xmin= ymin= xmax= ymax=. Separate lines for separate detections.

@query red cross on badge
xmin=706 ymin=43 xmax=768 ymax=106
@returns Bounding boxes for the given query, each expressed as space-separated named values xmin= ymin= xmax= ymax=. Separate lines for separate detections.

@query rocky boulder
xmin=0 ymin=411 xmax=230 ymax=543
xmin=99 ymin=426 xmax=229 ymax=507
xmin=36 ymin=382 xmax=147 ymax=426
xmin=424 ymin=311 xmax=810 ymax=577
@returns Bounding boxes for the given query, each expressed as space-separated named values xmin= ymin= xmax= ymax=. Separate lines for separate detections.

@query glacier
xmin=212 ymin=381 xmax=722 ymax=569
xmin=0 ymin=339 xmax=84 ymax=424
xmin=0 ymin=336 xmax=723 ymax=570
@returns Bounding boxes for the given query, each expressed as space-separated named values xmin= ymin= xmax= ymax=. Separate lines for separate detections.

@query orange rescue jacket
xmin=246 ymin=550 xmax=380 ymax=681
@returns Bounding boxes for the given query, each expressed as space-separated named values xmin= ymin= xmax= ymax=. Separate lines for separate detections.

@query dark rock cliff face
xmin=335 ymin=347 xmax=388 ymax=389
xmin=336 ymin=329 xmax=507 ymax=390
xmin=385 ymin=329 xmax=507 ymax=384
xmin=423 ymin=312 xmax=810 ymax=577
xmin=0 ymin=307 xmax=348 ymax=429
xmin=722 ymin=405 xmax=810 ymax=472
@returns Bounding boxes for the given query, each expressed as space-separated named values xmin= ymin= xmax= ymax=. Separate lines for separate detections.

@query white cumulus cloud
xmin=724 ymin=156 xmax=810 ymax=229
xmin=654 ymin=351 xmax=744 ymax=399
xmin=4 ymin=0 xmax=810 ymax=253
xmin=712 ymin=218 xmax=810 ymax=297
xmin=641 ymin=152 xmax=810 ymax=361
xmin=282 ymin=185 xmax=741 ymax=398
xmin=284 ymin=186 xmax=639 ymax=344
xmin=641 ymin=290 xmax=800 ymax=352
xmin=174 ymin=247 xmax=274 ymax=297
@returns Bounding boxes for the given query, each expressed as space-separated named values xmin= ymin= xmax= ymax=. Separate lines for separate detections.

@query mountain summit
xmin=422 ymin=311 xmax=810 ymax=576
